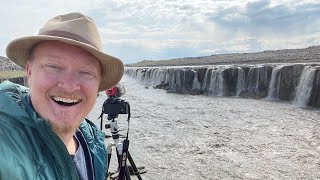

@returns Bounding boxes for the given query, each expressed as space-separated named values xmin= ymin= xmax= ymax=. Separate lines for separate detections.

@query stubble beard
xmin=49 ymin=111 xmax=81 ymax=135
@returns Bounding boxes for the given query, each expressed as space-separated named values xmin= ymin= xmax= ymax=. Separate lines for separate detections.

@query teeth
xmin=53 ymin=96 xmax=80 ymax=103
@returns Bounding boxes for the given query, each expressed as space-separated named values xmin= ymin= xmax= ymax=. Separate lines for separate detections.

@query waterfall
xmin=236 ymin=67 xmax=246 ymax=96
xmin=192 ymin=70 xmax=201 ymax=90
xmin=125 ymin=63 xmax=320 ymax=108
xmin=267 ymin=66 xmax=283 ymax=100
xmin=293 ymin=66 xmax=316 ymax=106
xmin=246 ymin=67 xmax=259 ymax=95
xmin=207 ymin=68 xmax=218 ymax=95
xmin=208 ymin=67 xmax=224 ymax=96
xmin=201 ymin=68 xmax=210 ymax=92
xmin=137 ymin=69 xmax=145 ymax=82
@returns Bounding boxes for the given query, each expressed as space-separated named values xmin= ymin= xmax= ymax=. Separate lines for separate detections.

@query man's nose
xmin=57 ymin=72 xmax=81 ymax=91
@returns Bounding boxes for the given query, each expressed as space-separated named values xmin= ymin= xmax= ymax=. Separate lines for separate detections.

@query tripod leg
xmin=127 ymin=151 xmax=143 ymax=180
xmin=125 ymin=166 xmax=131 ymax=180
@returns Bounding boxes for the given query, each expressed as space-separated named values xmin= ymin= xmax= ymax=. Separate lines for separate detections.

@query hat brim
xmin=6 ymin=35 xmax=124 ymax=92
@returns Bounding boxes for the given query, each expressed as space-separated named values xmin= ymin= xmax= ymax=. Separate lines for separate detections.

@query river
xmin=88 ymin=75 xmax=320 ymax=180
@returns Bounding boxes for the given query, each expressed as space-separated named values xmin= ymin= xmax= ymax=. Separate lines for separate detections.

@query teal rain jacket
xmin=0 ymin=81 xmax=108 ymax=180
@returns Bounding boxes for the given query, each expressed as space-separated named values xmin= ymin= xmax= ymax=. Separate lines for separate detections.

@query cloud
xmin=0 ymin=0 xmax=94 ymax=54
xmin=207 ymin=0 xmax=320 ymax=37
xmin=1 ymin=0 xmax=320 ymax=63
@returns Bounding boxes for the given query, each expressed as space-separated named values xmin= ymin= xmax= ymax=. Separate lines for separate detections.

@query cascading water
xmin=246 ymin=67 xmax=259 ymax=95
xmin=207 ymin=67 xmax=225 ymax=96
xmin=236 ymin=67 xmax=246 ymax=96
xmin=192 ymin=70 xmax=201 ymax=91
xmin=266 ymin=65 xmax=283 ymax=100
xmin=293 ymin=66 xmax=317 ymax=106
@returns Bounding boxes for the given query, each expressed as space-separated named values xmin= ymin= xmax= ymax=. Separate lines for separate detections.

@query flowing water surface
xmin=88 ymin=75 xmax=320 ymax=180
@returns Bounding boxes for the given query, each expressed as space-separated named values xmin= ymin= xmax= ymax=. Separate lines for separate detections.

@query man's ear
xmin=26 ymin=62 xmax=31 ymax=77
xmin=25 ymin=61 xmax=32 ymax=85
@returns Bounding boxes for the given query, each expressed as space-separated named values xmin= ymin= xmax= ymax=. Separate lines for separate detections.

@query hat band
xmin=39 ymin=30 xmax=98 ymax=49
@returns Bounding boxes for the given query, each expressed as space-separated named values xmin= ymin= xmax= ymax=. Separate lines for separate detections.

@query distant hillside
xmin=0 ymin=56 xmax=23 ymax=71
xmin=127 ymin=45 xmax=320 ymax=67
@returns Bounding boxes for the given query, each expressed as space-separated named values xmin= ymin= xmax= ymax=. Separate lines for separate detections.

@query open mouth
xmin=52 ymin=96 xmax=81 ymax=106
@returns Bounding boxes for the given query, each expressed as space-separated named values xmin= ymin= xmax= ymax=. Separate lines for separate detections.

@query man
xmin=0 ymin=12 xmax=124 ymax=180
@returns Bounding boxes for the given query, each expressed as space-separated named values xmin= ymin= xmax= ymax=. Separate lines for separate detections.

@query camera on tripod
xmin=98 ymin=84 xmax=145 ymax=180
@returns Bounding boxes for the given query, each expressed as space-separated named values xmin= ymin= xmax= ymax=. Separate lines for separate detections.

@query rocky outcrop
xmin=125 ymin=63 xmax=320 ymax=108
xmin=0 ymin=56 xmax=23 ymax=71
xmin=0 ymin=56 xmax=26 ymax=87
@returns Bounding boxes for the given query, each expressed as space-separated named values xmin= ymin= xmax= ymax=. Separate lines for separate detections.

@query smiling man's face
xmin=26 ymin=40 xmax=101 ymax=134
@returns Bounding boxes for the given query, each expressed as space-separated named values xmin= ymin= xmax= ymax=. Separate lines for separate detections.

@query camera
xmin=103 ymin=96 xmax=129 ymax=116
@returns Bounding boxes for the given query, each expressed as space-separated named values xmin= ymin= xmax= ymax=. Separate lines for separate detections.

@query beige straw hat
xmin=6 ymin=12 xmax=124 ymax=91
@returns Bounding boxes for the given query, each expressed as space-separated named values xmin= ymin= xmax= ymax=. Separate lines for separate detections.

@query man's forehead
xmin=31 ymin=41 xmax=102 ymax=71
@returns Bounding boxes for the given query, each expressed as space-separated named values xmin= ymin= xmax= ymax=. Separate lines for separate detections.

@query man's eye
xmin=45 ymin=64 xmax=61 ymax=71
xmin=80 ymin=71 xmax=96 ymax=79
xmin=80 ymin=71 xmax=92 ymax=75
xmin=46 ymin=64 xmax=58 ymax=68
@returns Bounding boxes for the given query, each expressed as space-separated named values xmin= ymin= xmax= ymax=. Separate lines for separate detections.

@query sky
xmin=1 ymin=0 xmax=320 ymax=64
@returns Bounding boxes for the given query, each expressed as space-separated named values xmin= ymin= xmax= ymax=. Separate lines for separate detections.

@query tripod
xmin=100 ymin=113 xmax=145 ymax=180
xmin=98 ymin=88 xmax=146 ymax=180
